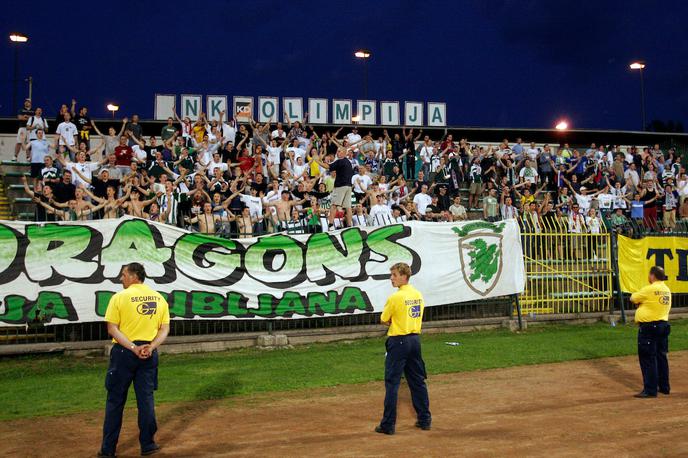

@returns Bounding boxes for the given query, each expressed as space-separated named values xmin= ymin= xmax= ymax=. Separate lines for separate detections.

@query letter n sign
xmin=258 ymin=97 xmax=279 ymax=123
xmin=427 ymin=102 xmax=446 ymax=127
xmin=181 ymin=94 xmax=202 ymax=121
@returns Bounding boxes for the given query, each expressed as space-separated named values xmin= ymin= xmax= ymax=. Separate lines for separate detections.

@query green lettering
xmin=0 ymin=295 xmax=26 ymax=322
xmin=275 ymin=292 xmax=307 ymax=317
xmin=0 ymin=224 xmax=18 ymax=277
xmin=366 ymin=225 xmax=419 ymax=279
xmin=101 ymin=220 xmax=171 ymax=279
xmin=305 ymin=229 xmax=365 ymax=285
xmin=95 ymin=291 xmax=115 ymax=317
xmin=25 ymin=224 xmax=98 ymax=282
xmin=174 ymin=233 xmax=242 ymax=286
xmin=339 ymin=287 xmax=373 ymax=313
xmin=307 ymin=291 xmax=339 ymax=315
xmin=255 ymin=294 xmax=277 ymax=317
xmin=191 ymin=291 xmax=225 ymax=317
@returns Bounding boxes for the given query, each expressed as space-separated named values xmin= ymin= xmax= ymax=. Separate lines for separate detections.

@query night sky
xmin=2 ymin=0 xmax=686 ymax=131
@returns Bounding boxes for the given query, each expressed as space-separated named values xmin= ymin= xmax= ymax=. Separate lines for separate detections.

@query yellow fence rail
xmin=517 ymin=215 xmax=613 ymax=315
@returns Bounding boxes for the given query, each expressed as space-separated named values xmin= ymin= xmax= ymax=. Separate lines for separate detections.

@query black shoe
xmin=634 ymin=391 xmax=657 ymax=398
xmin=659 ymin=389 xmax=670 ymax=395
xmin=97 ymin=452 xmax=115 ymax=458
xmin=374 ymin=426 xmax=395 ymax=435
xmin=141 ymin=444 xmax=161 ymax=456
xmin=414 ymin=421 xmax=431 ymax=430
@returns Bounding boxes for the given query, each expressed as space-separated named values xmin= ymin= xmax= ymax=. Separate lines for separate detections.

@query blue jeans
xmin=101 ymin=343 xmax=159 ymax=455
xmin=380 ymin=334 xmax=431 ymax=430
xmin=638 ymin=321 xmax=670 ymax=395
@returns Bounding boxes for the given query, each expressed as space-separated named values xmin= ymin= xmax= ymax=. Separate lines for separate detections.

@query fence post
xmin=513 ymin=294 xmax=523 ymax=331
xmin=610 ymin=231 xmax=627 ymax=324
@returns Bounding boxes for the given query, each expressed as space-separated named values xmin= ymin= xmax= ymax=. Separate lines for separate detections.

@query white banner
xmin=380 ymin=101 xmax=400 ymax=126
xmin=405 ymin=101 xmax=423 ymax=126
xmin=258 ymin=97 xmax=279 ymax=123
xmin=0 ymin=218 xmax=524 ymax=326
xmin=206 ymin=95 xmax=227 ymax=121
xmin=283 ymin=97 xmax=303 ymax=123
xmin=308 ymin=98 xmax=328 ymax=124
xmin=181 ymin=95 xmax=202 ymax=121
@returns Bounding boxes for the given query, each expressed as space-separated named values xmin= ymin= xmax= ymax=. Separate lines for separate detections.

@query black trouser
xmin=101 ymin=342 xmax=159 ymax=455
xmin=638 ymin=321 xmax=670 ymax=395
xmin=380 ymin=334 xmax=431 ymax=431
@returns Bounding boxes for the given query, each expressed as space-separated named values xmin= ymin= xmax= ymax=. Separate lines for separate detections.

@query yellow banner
xmin=618 ymin=235 xmax=688 ymax=293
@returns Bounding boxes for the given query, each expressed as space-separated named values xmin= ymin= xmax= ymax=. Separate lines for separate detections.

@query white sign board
xmin=357 ymin=100 xmax=376 ymax=125
xmin=258 ymin=97 xmax=279 ymax=123
xmin=333 ymin=99 xmax=352 ymax=124
xmin=405 ymin=101 xmax=424 ymax=127
xmin=181 ymin=94 xmax=202 ymax=121
xmin=308 ymin=98 xmax=328 ymax=124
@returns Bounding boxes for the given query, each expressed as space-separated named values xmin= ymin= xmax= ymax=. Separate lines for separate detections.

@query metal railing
xmin=0 ymin=297 xmax=514 ymax=345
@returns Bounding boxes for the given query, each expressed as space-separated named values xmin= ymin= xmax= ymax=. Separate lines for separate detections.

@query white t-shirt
xmin=286 ymin=146 xmax=306 ymax=162
xmin=293 ymin=162 xmax=307 ymax=179
xmin=351 ymin=174 xmax=373 ymax=193
xmin=67 ymin=161 xmax=100 ymax=187
xmin=132 ymin=145 xmax=147 ymax=163
xmin=370 ymin=204 xmax=393 ymax=224
xmin=519 ymin=167 xmax=539 ymax=184
xmin=208 ymin=161 xmax=228 ymax=177
xmin=574 ymin=193 xmax=593 ymax=213
xmin=419 ymin=145 xmax=434 ymax=164
xmin=27 ymin=116 xmax=49 ymax=140
xmin=240 ymin=194 xmax=263 ymax=219
xmin=56 ymin=122 xmax=78 ymax=146
xmin=526 ymin=147 xmax=540 ymax=161
xmin=346 ymin=132 xmax=362 ymax=145
xmin=222 ymin=122 xmax=236 ymax=144
xmin=413 ymin=193 xmax=433 ymax=215
xmin=266 ymin=146 xmax=282 ymax=165
xmin=29 ymin=139 xmax=50 ymax=163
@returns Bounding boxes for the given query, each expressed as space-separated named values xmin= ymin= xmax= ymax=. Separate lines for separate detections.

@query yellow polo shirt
xmin=381 ymin=284 xmax=424 ymax=336
xmin=631 ymin=281 xmax=671 ymax=323
xmin=105 ymin=283 xmax=170 ymax=342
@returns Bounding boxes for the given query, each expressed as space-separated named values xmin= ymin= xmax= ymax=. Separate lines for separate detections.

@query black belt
xmin=133 ymin=340 xmax=152 ymax=345
xmin=639 ymin=321 xmax=668 ymax=326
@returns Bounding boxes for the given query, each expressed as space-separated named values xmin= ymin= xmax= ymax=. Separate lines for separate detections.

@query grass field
xmin=1 ymin=320 xmax=687 ymax=421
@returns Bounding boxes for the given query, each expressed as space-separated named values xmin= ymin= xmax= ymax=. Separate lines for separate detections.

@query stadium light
xmin=9 ymin=33 xmax=29 ymax=114
xmin=9 ymin=33 xmax=28 ymax=43
xmin=555 ymin=120 xmax=568 ymax=131
xmin=629 ymin=61 xmax=647 ymax=131
xmin=354 ymin=49 xmax=372 ymax=99
xmin=107 ymin=103 xmax=120 ymax=118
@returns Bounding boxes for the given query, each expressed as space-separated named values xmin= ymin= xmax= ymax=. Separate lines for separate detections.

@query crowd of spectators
xmin=12 ymin=98 xmax=688 ymax=237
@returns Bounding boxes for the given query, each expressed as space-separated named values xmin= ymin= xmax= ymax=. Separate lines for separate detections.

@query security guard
xmin=99 ymin=263 xmax=170 ymax=457
xmin=375 ymin=262 xmax=431 ymax=435
xmin=630 ymin=265 xmax=672 ymax=398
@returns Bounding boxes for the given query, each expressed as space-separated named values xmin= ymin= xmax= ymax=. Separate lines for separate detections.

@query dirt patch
xmin=2 ymin=353 xmax=688 ymax=457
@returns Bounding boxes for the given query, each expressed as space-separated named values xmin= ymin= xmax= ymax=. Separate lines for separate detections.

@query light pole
xmin=9 ymin=33 xmax=29 ymax=114
xmin=629 ymin=61 xmax=646 ymax=131
xmin=107 ymin=104 xmax=120 ymax=119
xmin=354 ymin=49 xmax=371 ymax=99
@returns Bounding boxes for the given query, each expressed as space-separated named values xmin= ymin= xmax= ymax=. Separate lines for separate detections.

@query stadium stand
xmin=1 ymin=99 xmax=687 ymax=239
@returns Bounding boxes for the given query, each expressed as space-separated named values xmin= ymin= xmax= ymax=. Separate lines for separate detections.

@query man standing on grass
xmin=99 ymin=263 xmax=170 ymax=457
xmin=376 ymin=262 xmax=431 ymax=435
xmin=630 ymin=265 xmax=672 ymax=398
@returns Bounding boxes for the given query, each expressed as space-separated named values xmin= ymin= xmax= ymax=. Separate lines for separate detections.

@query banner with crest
xmin=0 ymin=218 xmax=525 ymax=326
